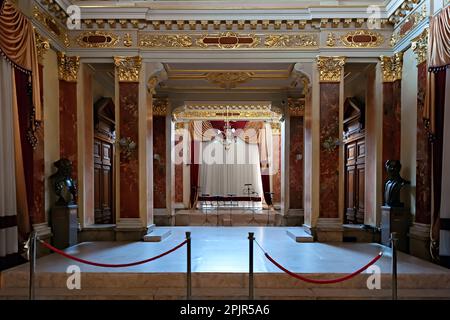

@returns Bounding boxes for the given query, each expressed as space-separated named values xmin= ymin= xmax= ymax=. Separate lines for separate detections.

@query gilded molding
xmin=379 ymin=52 xmax=403 ymax=82
xmin=206 ymin=72 xmax=252 ymax=89
xmin=390 ymin=3 xmax=427 ymax=47
xmin=35 ymin=30 xmax=50 ymax=64
xmin=57 ymin=53 xmax=80 ymax=82
xmin=173 ymin=103 xmax=282 ymax=121
xmin=316 ymin=56 xmax=346 ymax=83
xmin=123 ymin=33 xmax=133 ymax=47
xmin=76 ymin=31 xmax=119 ymax=48
xmin=270 ymin=122 xmax=281 ymax=134
xmin=326 ymin=33 xmax=336 ymax=47
xmin=412 ymin=28 xmax=428 ymax=65
xmin=341 ymin=30 xmax=384 ymax=48
xmin=114 ymin=56 xmax=142 ymax=82
xmin=33 ymin=5 xmax=70 ymax=47
xmin=264 ymin=34 xmax=318 ymax=48
xmin=197 ymin=32 xmax=260 ymax=49
xmin=140 ymin=34 xmax=193 ymax=48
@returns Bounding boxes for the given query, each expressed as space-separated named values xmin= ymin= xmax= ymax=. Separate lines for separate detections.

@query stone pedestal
xmin=51 ymin=205 xmax=78 ymax=249
xmin=409 ymin=223 xmax=431 ymax=261
xmin=381 ymin=206 xmax=410 ymax=252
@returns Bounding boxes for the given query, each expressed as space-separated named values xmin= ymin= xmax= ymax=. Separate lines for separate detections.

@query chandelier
xmin=216 ymin=106 xmax=237 ymax=151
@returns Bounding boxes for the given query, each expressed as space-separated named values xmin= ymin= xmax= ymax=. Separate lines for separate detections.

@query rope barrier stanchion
xmin=28 ymin=231 xmax=37 ymax=301
xmin=390 ymin=232 xmax=398 ymax=300
xmin=248 ymin=232 xmax=255 ymax=300
xmin=186 ymin=232 xmax=192 ymax=300
xmin=38 ymin=238 xmax=188 ymax=268
xmin=255 ymin=239 xmax=383 ymax=285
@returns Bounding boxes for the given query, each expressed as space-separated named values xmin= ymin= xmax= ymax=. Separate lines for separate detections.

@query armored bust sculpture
xmin=51 ymin=158 xmax=77 ymax=206
xmin=384 ymin=160 xmax=410 ymax=207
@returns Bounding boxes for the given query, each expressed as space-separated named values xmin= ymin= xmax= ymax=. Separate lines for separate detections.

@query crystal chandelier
xmin=216 ymin=106 xmax=236 ymax=151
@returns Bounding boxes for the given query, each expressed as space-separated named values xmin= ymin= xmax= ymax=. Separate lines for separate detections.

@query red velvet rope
xmin=265 ymin=251 xmax=383 ymax=284
xmin=39 ymin=240 xmax=188 ymax=268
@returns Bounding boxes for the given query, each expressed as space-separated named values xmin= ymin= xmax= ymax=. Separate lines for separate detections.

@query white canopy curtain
xmin=0 ymin=58 xmax=19 ymax=259
xmin=199 ymin=136 xmax=263 ymax=198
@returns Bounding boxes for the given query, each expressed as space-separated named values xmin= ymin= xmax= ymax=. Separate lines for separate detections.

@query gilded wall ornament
xmin=35 ymin=30 xmax=50 ymax=64
xmin=316 ymin=56 xmax=346 ymax=83
xmin=197 ymin=32 xmax=260 ymax=49
xmin=326 ymin=33 xmax=336 ymax=47
xmin=153 ymin=99 xmax=168 ymax=116
xmin=265 ymin=34 xmax=318 ymax=48
xmin=412 ymin=28 xmax=428 ymax=65
xmin=206 ymin=72 xmax=252 ymax=89
xmin=33 ymin=5 xmax=70 ymax=47
xmin=76 ymin=31 xmax=119 ymax=48
xmin=57 ymin=53 xmax=80 ymax=82
xmin=114 ymin=56 xmax=142 ymax=82
xmin=123 ymin=33 xmax=133 ymax=47
xmin=139 ymin=35 xmax=193 ymax=48
xmin=341 ymin=30 xmax=384 ymax=48
xmin=379 ymin=52 xmax=403 ymax=82
xmin=288 ymin=98 xmax=305 ymax=117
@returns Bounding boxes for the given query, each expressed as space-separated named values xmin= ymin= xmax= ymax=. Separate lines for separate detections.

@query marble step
xmin=286 ymin=228 xmax=314 ymax=243
xmin=143 ymin=229 xmax=172 ymax=242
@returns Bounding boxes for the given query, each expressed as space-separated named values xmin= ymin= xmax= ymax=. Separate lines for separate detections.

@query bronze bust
xmin=384 ymin=160 xmax=410 ymax=207
xmin=51 ymin=158 xmax=77 ymax=206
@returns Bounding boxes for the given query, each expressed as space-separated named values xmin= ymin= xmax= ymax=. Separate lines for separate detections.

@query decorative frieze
xmin=114 ymin=56 xmax=142 ymax=83
xmin=380 ymin=52 xmax=404 ymax=82
xmin=316 ymin=56 xmax=346 ymax=83
xmin=76 ymin=31 xmax=119 ymax=48
xmin=57 ymin=53 xmax=80 ymax=82
xmin=153 ymin=99 xmax=168 ymax=116
xmin=412 ymin=28 xmax=428 ymax=65
xmin=264 ymin=34 xmax=317 ymax=48
xmin=288 ymin=98 xmax=305 ymax=117
xmin=33 ymin=5 xmax=70 ymax=47
xmin=390 ymin=3 xmax=427 ymax=47
xmin=197 ymin=32 xmax=260 ymax=49
xmin=140 ymin=34 xmax=193 ymax=48
xmin=206 ymin=72 xmax=252 ymax=89
xmin=341 ymin=30 xmax=384 ymax=48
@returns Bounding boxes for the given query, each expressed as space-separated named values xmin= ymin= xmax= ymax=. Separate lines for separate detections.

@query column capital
xmin=379 ymin=52 xmax=403 ymax=82
xmin=34 ymin=29 xmax=50 ymax=65
xmin=57 ymin=52 xmax=80 ymax=82
xmin=316 ymin=56 xmax=346 ymax=83
xmin=412 ymin=28 xmax=428 ymax=66
xmin=147 ymin=62 xmax=167 ymax=95
xmin=114 ymin=56 xmax=142 ymax=82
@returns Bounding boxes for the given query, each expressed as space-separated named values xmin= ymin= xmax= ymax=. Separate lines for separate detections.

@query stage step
xmin=143 ymin=229 xmax=172 ymax=242
xmin=286 ymin=228 xmax=314 ymax=243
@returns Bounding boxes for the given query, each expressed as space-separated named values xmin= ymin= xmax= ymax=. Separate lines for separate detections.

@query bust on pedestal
xmin=381 ymin=160 xmax=410 ymax=252
xmin=50 ymin=159 xmax=78 ymax=249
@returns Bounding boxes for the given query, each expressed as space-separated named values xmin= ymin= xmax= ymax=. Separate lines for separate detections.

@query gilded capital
xmin=57 ymin=52 xmax=80 ymax=82
xmin=114 ymin=56 xmax=142 ymax=82
xmin=379 ymin=52 xmax=403 ymax=82
xmin=34 ymin=30 xmax=50 ymax=64
xmin=316 ymin=56 xmax=346 ymax=83
xmin=412 ymin=28 xmax=428 ymax=66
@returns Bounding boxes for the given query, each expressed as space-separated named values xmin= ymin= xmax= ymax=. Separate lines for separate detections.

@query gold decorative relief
xmin=34 ymin=30 xmax=50 ymax=64
xmin=412 ymin=28 xmax=428 ymax=65
xmin=264 ymin=34 xmax=317 ymax=48
xmin=341 ymin=30 xmax=384 ymax=48
xmin=270 ymin=122 xmax=282 ymax=134
xmin=379 ymin=52 xmax=403 ymax=82
xmin=123 ymin=33 xmax=133 ymax=47
xmin=139 ymin=35 xmax=193 ymax=48
xmin=206 ymin=72 xmax=252 ymax=89
xmin=316 ymin=56 xmax=346 ymax=83
xmin=76 ymin=31 xmax=119 ymax=48
xmin=153 ymin=99 xmax=168 ymax=116
xmin=326 ymin=33 xmax=336 ymax=47
xmin=57 ymin=53 xmax=80 ymax=82
xmin=288 ymin=98 xmax=305 ymax=117
xmin=197 ymin=32 xmax=260 ymax=49
xmin=33 ymin=6 xmax=70 ymax=47
xmin=114 ymin=56 xmax=142 ymax=82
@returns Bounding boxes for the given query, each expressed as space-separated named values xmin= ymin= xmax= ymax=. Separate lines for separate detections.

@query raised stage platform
xmin=1 ymin=227 xmax=449 ymax=300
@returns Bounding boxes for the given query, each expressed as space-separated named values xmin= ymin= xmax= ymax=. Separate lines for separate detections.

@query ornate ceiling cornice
xmin=33 ymin=5 xmax=70 ymax=48
xmin=317 ymin=56 xmax=346 ymax=83
xmin=379 ymin=52 xmax=403 ymax=82
xmin=114 ymin=56 xmax=142 ymax=83
xmin=57 ymin=52 xmax=80 ymax=82
xmin=206 ymin=72 xmax=253 ymax=89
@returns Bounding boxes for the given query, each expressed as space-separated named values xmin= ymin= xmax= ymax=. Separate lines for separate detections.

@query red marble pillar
xmin=175 ymin=127 xmax=184 ymax=203
xmin=153 ymin=115 xmax=167 ymax=208
xmin=273 ymin=130 xmax=281 ymax=203
xmin=415 ymin=62 xmax=431 ymax=224
xmin=118 ymin=83 xmax=140 ymax=218
xmin=289 ymin=116 xmax=304 ymax=209
xmin=319 ymin=83 xmax=340 ymax=218
xmin=31 ymin=64 xmax=45 ymax=225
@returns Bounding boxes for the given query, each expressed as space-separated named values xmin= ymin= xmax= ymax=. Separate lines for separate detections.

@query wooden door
xmin=94 ymin=138 xmax=114 ymax=224
xmin=356 ymin=140 xmax=365 ymax=224
xmin=345 ymin=142 xmax=357 ymax=223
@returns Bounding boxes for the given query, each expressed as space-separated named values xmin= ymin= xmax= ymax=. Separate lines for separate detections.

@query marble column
xmin=58 ymin=53 xmax=80 ymax=182
xmin=315 ymin=56 xmax=346 ymax=242
xmin=33 ymin=33 xmax=51 ymax=243
xmin=114 ymin=56 xmax=146 ymax=239
xmin=380 ymin=53 xmax=403 ymax=181
xmin=410 ymin=30 xmax=432 ymax=260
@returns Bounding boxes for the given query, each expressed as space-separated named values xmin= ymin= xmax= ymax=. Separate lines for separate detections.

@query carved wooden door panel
xmin=345 ymin=142 xmax=357 ymax=223
xmin=94 ymin=138 xmax=114 ymax=224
